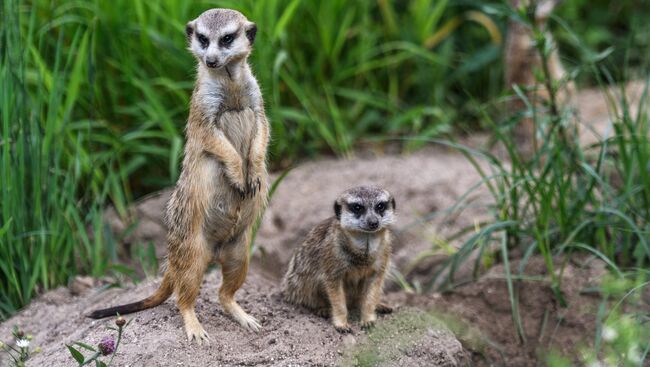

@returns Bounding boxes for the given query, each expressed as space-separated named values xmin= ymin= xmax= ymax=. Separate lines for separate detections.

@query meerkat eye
xmin=349 ymin=203 xmax=364 ymax=214
xmin=376 ymin=202 xmax=386 ymax=213
xmin=219 ymin=33 xmax=236 ymax=47
xmin=197 ymin=34 xmax=209 ymax=49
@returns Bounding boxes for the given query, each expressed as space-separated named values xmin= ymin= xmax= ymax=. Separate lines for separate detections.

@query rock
xmin=68 ymin=276 xmax=95 ymax=296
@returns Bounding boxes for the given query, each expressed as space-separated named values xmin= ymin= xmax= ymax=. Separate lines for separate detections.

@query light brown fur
xmin=89 ymin=9 xmax=269 ymax=344
xmin=282 ymin=186 xmax=395 ymax=332
xmin=505 ymin=0 xmax=575 ymax=156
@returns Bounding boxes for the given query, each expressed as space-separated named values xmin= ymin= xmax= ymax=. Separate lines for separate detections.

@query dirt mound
xmin=0 ymin=270 xmax=467 ymax=366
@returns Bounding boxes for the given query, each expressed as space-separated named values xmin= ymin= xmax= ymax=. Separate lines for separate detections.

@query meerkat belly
xmin=202 ymin=108 xmax=265 ymax=243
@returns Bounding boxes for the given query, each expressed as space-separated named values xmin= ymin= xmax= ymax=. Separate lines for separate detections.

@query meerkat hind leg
xmin=173 ymin=240 xmax=211 ymax=344
xmin=218 ymin=229 xmax=261 ymax=332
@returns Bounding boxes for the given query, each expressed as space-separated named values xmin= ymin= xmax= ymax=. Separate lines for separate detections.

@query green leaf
xmin=67 ymin=345 xmax=85 ymax=364
xmin=74 ymin=341 xmax=96 ymax=352
xmin=96 ymin=360 xmax=107 ymax=367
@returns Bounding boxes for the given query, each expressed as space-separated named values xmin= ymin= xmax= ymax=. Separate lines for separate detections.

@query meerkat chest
xmin=338 ymin=233 xmax=387 ymax=272
xmin=198 ymin=77 xmax=257 ymax=117
xmin=348 ymin=233 xmax=383 ymax=254
xmin=217 ymin=108 xmax=258 ymax=158
xmin=219 ymin=81 xmax=254 ymax=111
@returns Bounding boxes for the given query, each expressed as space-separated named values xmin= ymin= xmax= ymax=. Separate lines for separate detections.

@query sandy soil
xmin=0 ymin=271 xmax=467 ymax=366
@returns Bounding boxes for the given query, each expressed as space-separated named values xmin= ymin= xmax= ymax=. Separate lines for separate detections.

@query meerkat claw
xmin=233 ymin=184 xmax=245 ymax=199
xmin=246 ymin=177 xmax=260 ymax=198
xmin=238 ymin=313 xmax=262 ymax=332
xmin=186 ymin=327 xmax=211 ymax=345
xmin=375 ymin=303 xmax=393 ymax=314
xmin=334 ymin=325 xmax=353 ymax=334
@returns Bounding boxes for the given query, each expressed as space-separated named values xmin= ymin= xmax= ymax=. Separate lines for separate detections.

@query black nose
xmin=368 ymin=218 xmax=379 ymax=229
xmin=206 ymin=59 xmax=218 ymax=68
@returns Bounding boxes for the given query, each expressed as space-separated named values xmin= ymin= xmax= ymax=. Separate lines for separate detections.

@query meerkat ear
xmin=185 ymin=21 xmax=195 ymax=42
xmin=334 ymin=202 xmax=342 ymax=220
xmin=390 ymin=197 xmax=396 ymax=210
xmin=246 ymin=22 xmax=257 ymax=45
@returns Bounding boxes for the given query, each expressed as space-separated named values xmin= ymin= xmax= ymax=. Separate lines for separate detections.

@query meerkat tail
xmin=87 ymin=273 xmax=174 ymax=319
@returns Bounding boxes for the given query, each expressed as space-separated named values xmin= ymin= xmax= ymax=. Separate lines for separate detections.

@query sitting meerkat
xmin=282 ymin=186 xmax=396 ymax=333
xmin=89 ymin=8 xmax=269 ymax=344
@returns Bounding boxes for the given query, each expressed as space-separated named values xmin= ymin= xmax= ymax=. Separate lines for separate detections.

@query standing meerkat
xmin=505 ymin=0 xmax=575 ymax=155
xmin=282 ymin=186 xmax=395 ymax=333
xmin=89 ymin=8 xmax=270 ymax=344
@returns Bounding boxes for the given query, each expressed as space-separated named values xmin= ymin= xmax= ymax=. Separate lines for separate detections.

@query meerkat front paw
xmin=224 ymin=161 xmax=246 ymax=198
xmin=360 ymin=312 xmax=377 ymax=330
xmin=245 ymin=176 xmax=261 ymax=198
xmin=232 ymin=182 xmax=246 ymax=199
xmin=334 ymin=323 xmax=353 ymax=334
xmin=225 ymin=169 xmax=245 ymax=198
xmin=360 ymin=319 xmax=376 ymax=330
xmin=333 ymin=318 xmax=353 ymax=334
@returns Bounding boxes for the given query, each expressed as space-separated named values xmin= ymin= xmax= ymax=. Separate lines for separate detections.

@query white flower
xmin=627 ymin=345 xmax=642 ymax=364
xmin=601 ymin=326 xmax=618 ymax=342
xmin=16 ymin=339 xmax=30 ymax=348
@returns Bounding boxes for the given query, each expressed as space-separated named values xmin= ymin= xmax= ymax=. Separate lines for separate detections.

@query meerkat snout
xmin=185 ymin=8 xmax=257 ymax=71
xmin=335 ymin=186 xmax=396 ymax=234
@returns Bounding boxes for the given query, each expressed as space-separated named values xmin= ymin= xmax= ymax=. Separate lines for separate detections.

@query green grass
xmin=0 ymin=1 xmax=123 ymax=318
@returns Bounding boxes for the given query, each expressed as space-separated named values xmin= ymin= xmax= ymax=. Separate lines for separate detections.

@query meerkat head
xmin=185 ymin=9 xmax=257 ymax=70
xmin=512 ymin=0 xmax=560 ymax=23
xmin=334 ymin=186 xmax=396 ymax=234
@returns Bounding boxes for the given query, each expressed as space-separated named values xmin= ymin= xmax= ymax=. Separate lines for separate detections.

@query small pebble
xmin=342 ymin=334 xmax=356 ymax=347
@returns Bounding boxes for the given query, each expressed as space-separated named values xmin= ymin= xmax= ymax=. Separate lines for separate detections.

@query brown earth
xmin=1 ymin=82 xmax=647 ymax=366
xmin=388 ymin=255 xmax=611 ymax=366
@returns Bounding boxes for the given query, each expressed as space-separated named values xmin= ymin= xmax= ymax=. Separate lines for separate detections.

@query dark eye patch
xmin=348 ymin=203 xmax=365 ymax=215
xmin=375 ymin=202 xmax=387 ymax=214
xmin=197 ymin=33 xmax=209 ymax=49
xmin=219 ymin=33 xmax=236 ymax=47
